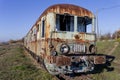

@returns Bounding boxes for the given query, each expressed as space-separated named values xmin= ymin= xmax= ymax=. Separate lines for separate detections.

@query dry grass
xmin=0 ymin=43 xmax=55 ymax=80
xmin=92 ymin=40 xmax=120 ymax=80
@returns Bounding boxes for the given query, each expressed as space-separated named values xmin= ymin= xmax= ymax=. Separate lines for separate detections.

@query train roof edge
xmin=41 ymin=4 xmax=94 ymax=18
xmin=38 ymin=4 xmax=94 ymax=21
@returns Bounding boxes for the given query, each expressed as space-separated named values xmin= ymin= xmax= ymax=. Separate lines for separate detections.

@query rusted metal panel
xmin=41 ymin=4 xmax=93 ymax=18
xmin=46 ymin=56 xmax=56 ymax=64
xmin=94 ymin=56 xmax=106 ymax=64
xmin=43 ymin=54 xmax=106 ymax=66
xmin=44 ymin=55 xmax=106 ymax=66
xmin=52 ymin=32 xmax=95 ymax=41
xmin=85 ymin=33 xmax=96 ymax=41
xmin=56 ymin=56 xmax=71 ymax=66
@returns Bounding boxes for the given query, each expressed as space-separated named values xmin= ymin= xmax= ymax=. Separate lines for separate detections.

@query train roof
xmin=35 ymin=4 xmax=94 ymax=25
xmin=31 ymin=4 xmax=94 ymax=32
xmin=42 ymin=4 xmax=94 ymax=17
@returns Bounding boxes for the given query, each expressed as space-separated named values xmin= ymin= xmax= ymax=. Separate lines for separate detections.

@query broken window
xmin=56 ymin=14 xmax=74 ymax=32
xmin=77 ymin=17 xmax=86 ymax=32
xmin=77 ymin=16 xmax=92 ymax=32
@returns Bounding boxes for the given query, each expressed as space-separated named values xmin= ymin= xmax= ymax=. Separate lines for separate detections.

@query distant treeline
xmin=8 ymin=39 xmax=23 ymax=44
xmin=99 ymin=30 xmax=120 ymax=42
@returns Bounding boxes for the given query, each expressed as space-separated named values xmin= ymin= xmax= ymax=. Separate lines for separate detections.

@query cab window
xmin=77 ymin=16 xmax=92 ymax=32
xmin=56 ymin=14 xmax=74 ymax=32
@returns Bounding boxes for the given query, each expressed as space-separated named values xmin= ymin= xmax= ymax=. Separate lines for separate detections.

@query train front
xmin=44 ymin=12 xmax=106 ymax=75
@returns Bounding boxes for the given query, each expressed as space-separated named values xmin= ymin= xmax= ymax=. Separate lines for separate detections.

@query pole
xmin=96 ymin=10 xmax=99 ymax=41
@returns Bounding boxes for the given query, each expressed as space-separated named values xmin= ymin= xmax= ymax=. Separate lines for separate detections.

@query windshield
xmin=56 ymin=14 xmax=74 ymax=31
xmin=56 ymin=14 xmax=92 ymax=33
xmin=77 ymin=17 xmax=92 ymax=32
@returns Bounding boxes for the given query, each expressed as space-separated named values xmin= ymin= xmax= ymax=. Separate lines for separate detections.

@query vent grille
xmin=72 ymin=44 xmax=85 ymax=53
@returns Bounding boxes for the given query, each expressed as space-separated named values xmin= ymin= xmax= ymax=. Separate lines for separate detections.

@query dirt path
xmin=108 ymin=42 xmax=119 ymax=55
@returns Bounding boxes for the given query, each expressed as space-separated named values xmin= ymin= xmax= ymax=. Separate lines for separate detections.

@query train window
xmin=87 ymin=24 xmax=92 ymax=33
xmin=77 ymin=17 xmax=86 ymax=32
xmin=77 ymin=16 xmax=92 ymax=32
xmin=42 ymin=20 xmax=45 ymax=37
xmin=33 ymin=27 xmax=37 ymax=35
xmin=37 ymin=24 xmax=39 ymax=32
xmin=56 ymin=14 xmax=74 ymax=32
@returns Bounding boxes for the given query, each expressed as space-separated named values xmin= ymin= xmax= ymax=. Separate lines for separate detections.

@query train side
xmin=24 ymin=4 xmax=106 ymax=75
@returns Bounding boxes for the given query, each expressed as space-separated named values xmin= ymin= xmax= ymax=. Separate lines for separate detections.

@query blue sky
xmin=0 ymin=0 xmax=120 ymax=41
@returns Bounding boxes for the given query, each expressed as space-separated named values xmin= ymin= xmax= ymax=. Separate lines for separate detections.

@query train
xmin=24 ymin=4 xmax=106 ymax=75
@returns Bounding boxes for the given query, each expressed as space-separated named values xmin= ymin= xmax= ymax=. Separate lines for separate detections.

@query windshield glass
xmin=77 ymin=17 xmax=92 ymax=32
xmin=56 ymin=14 xmax=74 ymax=32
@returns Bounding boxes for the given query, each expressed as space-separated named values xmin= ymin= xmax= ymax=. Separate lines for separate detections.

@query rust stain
xmin=35 ymin=38 xmax=95 ymax=43
xmin=43 ymin=55 xmax=71 ymax=66
xmin=74 ymin=35 xmax=80 ymax=40
xmin=94 ymin=56 xmax=106 ymax=64
xmin=56 ymin=56 xmax=71 ymax=66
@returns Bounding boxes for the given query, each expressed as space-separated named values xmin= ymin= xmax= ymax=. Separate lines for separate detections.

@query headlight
xmin=60 ymin=44 xmax=70 ymax=54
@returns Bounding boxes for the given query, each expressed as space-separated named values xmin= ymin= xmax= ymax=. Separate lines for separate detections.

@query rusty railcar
xmin=24 ymin=4 xmax=106 ymax=75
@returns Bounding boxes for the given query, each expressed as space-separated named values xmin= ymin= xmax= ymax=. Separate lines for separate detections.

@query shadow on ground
xmin=91 ymin=54 xmax=115 ymax=73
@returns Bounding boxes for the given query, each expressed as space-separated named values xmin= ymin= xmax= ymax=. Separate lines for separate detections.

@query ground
xmin=0 ymin=40 xmax=120 ymax=80
xmin=0 ymin=43 xmax=55 ymax=80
